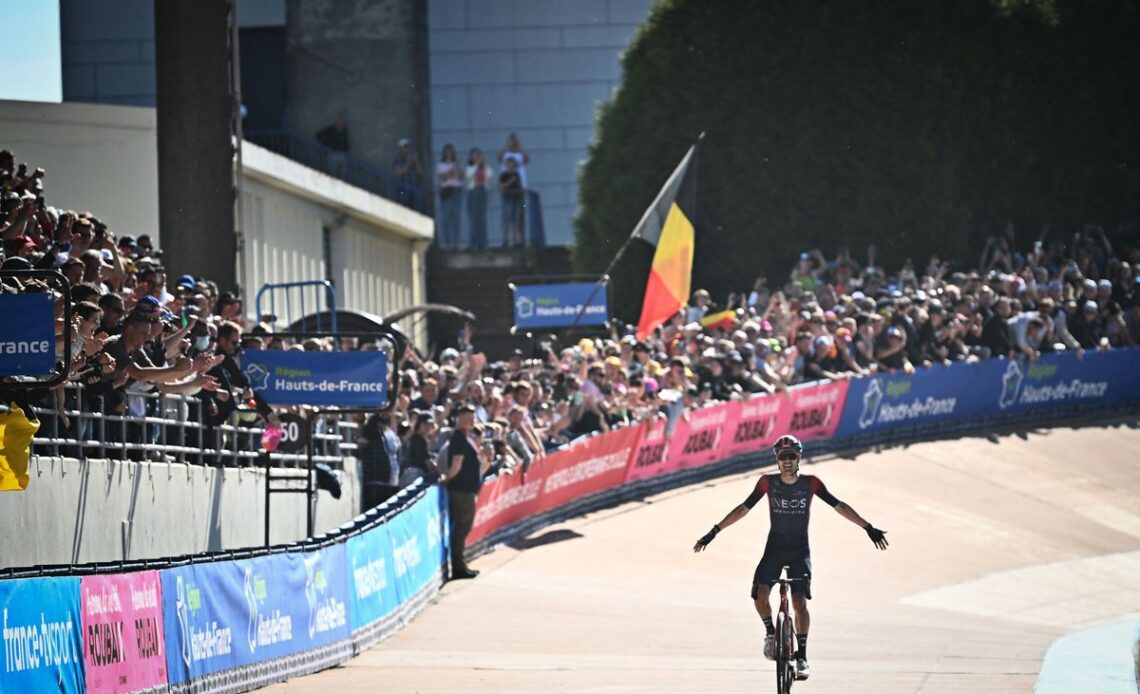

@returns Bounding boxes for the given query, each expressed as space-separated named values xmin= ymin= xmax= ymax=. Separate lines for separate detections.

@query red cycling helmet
xmin=773 ymin=434 xmax=803 ymax=456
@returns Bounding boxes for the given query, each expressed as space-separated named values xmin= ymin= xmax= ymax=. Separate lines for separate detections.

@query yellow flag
xmin=0 ymin=403 xmax=40 ymax=491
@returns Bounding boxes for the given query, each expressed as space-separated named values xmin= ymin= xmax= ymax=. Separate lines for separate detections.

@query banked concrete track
xmin=264 ymin=423 xmax=1140 ymax=693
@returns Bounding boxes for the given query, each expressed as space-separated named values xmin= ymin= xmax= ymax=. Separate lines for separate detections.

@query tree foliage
xmin=573 ymin=0 xmax=1140 ymax=320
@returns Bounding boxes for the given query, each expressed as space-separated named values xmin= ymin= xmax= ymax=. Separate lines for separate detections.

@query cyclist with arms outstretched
xmin=693 ymin=434 xmax=888 ymax=680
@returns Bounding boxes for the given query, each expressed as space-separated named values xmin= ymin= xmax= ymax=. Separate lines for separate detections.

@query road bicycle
xmin=772 ymin=571 xmax=806 ymax=693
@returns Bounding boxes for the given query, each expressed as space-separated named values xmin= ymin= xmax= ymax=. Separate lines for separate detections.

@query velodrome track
xmin=265 ymin=424 xmax=1140 ymax=693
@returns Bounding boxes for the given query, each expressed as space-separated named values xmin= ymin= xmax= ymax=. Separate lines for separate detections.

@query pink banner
xmin=469 ymin=425 xmax=643 ymax=546
xmin=724 ymin=394 xmax=783 ymax=458
xmin=468 ymin=464 xmax=545 ymax=546
xmin=773 ymin=380 xmax=849 ymax=442
xmin=623 ymin=418 xmax=675 ymax=483
xmin=536 ymin=425 xmax=642 ymax=513
xmin=667 ymin=400 xmax=735 ymax=470
xmin=81 ymin=570 xmax=168 ymax=694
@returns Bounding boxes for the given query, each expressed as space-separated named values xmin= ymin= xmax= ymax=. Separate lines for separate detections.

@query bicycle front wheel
xmin=774 ymin=612 xmax=794 ymax=693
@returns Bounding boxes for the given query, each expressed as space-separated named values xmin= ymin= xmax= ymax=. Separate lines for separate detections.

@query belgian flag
xmin=633 ymin=136 xmax=701 ymax=340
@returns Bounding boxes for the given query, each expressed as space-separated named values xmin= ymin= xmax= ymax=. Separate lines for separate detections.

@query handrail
xmin=245 ymin=129 xmax=429 ymax=213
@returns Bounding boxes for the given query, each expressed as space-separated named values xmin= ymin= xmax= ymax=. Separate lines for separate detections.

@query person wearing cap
xmin=1081 ymin=278 xmax=1099 ymax=302
xmin=875 ymin=324 xmax=914 ymax=375
xmin=439 ymin=403 xmax=490 ymax=579
xmin=1070 ymin=299 xmax=1106 ymax=349
xmin=117 ymin=235 xmax=139 ymax=260
xmin=4 ymin=234 xmax=37 ymax=260
xmin=978 ymin=296 xmax=1015 ymax=359
xmin=392 ymin=137 xmax=423 ymax=208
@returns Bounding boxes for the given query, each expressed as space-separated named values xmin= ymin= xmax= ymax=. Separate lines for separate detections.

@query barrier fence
xmin=2 ymin=349 xmax=1139 ymax=692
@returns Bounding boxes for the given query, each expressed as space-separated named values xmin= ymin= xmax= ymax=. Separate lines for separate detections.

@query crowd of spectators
xmin=4 ymin=143 xmax=1140 ymax=511
xmin=372 ymin=227 xmax=1140 ymax=495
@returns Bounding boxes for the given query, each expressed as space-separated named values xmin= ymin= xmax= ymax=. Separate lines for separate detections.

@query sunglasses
xmin=777 ymin=453 xmax=799 ymax=462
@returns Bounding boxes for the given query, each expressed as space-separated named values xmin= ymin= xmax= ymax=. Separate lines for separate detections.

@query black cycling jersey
xmin=743 ymin=474 xmax=840 ymax=544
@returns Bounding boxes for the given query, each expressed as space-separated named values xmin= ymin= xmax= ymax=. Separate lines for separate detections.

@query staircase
xmin=425 ymin=247 xmax=572 ymax=360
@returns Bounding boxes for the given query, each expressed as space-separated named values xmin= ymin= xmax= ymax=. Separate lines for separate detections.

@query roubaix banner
xmin=0 ymin=293 xmax=55 ymax=376
xmin=667 ymin=401 xmax=733 ymax=470
xmin=723 ymin=394 xmax=783 ymax=459
xmin=512 ymin=282 xmax=608 ymax=330
xmin=774 ymin=380 xmax=849 ymax=442
xmin=0 ymin=576 xmax=84 ymax=693
xmin=161 ymin=546 xmax=350 ymax=686
xmin=241 ymin=349 xmax=389 ymax=408
xmin=81 ymin=571 xmax=168 ymax=694
xmin=623 ymin=418 xmax=672 ymax=483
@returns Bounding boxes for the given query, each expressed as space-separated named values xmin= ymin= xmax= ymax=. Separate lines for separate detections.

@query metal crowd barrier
xmin=3 ymin=383 xmax=359 ymax=469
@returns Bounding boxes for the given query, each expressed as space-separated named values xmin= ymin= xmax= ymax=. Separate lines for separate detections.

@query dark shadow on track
xmin=509 ymin=529 xmax=584 ymax=551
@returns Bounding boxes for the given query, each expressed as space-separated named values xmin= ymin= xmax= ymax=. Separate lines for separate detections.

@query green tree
xmin=574 ymin=0 xmax=1140 ymax=320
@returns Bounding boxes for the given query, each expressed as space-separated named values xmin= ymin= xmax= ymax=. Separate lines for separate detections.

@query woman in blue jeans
xmin=436 ymin=144 xmax=463 ymax=250
xmin=464 ymin=148 xmax=493 ymax=250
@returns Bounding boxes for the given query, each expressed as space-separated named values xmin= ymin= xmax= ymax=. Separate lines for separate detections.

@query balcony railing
xmin=245 ymin=130 xmax=429 ymax=214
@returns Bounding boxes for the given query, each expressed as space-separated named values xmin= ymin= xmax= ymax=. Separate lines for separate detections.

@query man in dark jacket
xmin=979 ymin=297 xmax=1015 ymax=359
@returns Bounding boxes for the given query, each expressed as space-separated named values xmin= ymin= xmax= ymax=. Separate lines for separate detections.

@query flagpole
xmin=564 ymin=232 xmax=641 ymax=334
xmin=565 ymin=132 xmax=705 ymax=336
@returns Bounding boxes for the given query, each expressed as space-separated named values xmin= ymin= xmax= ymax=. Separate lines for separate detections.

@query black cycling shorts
xmin=750 ymin=545 xmax=812 ymax=600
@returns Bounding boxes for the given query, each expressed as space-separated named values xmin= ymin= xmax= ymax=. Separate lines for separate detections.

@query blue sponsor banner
xmin=241 ymin=349 xmax=389 ymax=407
xmin=386 ymin=486 xmax=448 ymax=605
xmin=0 ymin=293 xmax=55 ymax=375
xmin=836 ymin=350 xmax=1140 ymax=438
xmin=513 ymin=282 xmax=608 ymax=329
xmin=162 ymin=547 xmax=351 ymax=684
xmin=0 ymin=576 xmax=84 ymax=693
xmin=346 ymin=525 xmax=401 ymax=631
xmin=346 ymin=486 xmax=448 ymax=633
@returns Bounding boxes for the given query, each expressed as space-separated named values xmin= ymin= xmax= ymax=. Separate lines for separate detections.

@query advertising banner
xmin=512 ymin=282 xmax=608 ymax=329
xmin=667 ymin=400 xmax=734 ymax=470
xmin=623 ymin=418 xmax=676 ymax=483
xmin=0 ymin=293 xmax=55 ymax=375
xmin=837 ymin=350 xmax=1140 ymax=439
xmin=986 ymin=350 xmax=1140 ymax=414
xmin=81 ymin=571 xmax=167 ymax=694
xmin=162 ymin=548 xmax=350 ymax=685
xmin=724 ymin=394 xmax=783 ymax=459
xmin=469 ymin=465 xmax=546 ymax=546
xmin=241 ymin=349 xmax=389 ymax=408
xmin=384 ymin=485 xmax=448 ymax=606
xmin=0 ymin=576 xmax=84 ymax=693
xmin=835 ymin=360 xmax=979 ymax=438
xmin=346 ymin=524 xmax=400 ymax=633
xmin=537 ymin=425 xmax=642 ymax=513
xmin=774 ymin=380 xmax=849 ymax=443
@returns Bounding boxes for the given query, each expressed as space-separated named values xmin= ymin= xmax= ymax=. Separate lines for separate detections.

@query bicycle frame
xmin=773 ymin=571 xmax=802 ymax=693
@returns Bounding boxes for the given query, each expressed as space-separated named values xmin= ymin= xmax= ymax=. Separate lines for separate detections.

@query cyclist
xmin=692 ymin=434 xmax=888 ymax=680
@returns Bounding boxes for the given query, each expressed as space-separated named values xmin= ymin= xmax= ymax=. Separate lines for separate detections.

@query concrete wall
xmin=284 ymin=0 xmax=433 ymax=176
xmin=60 ymin=0 xmax=286 ymax=106
xmin=241 ymin=140 xmax=433 ymax=347
xmin=0 ymin=99 xmax=159 ymax=241
xmin=427 ymin=0 xmax=657 ymax=246
xmin=0 ymin=456 xmax=362 ymax=569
